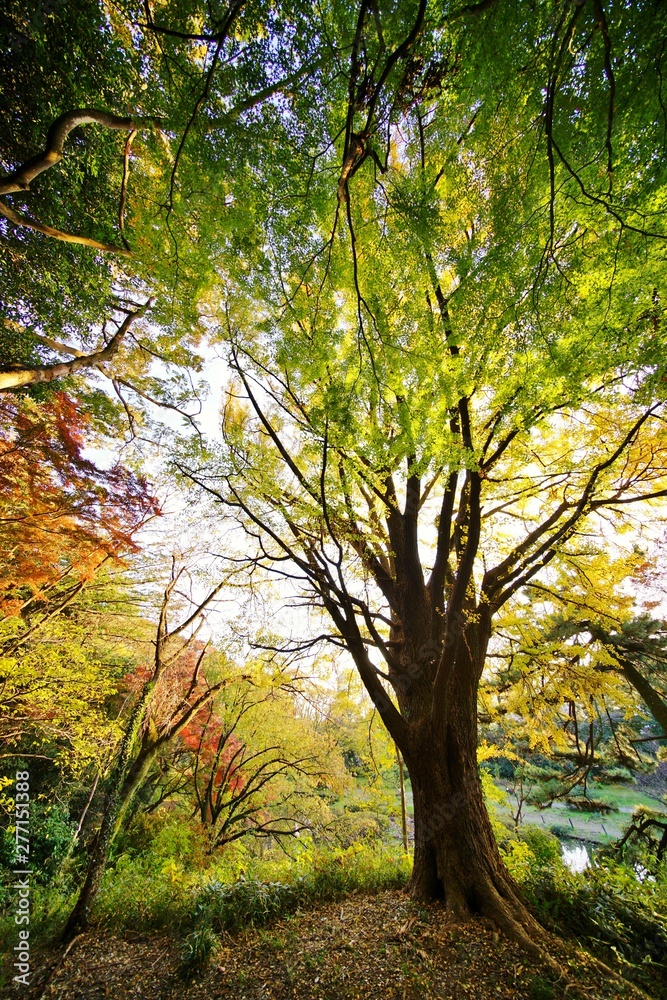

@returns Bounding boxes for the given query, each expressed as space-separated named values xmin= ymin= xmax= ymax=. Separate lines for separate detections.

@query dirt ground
xmin=0 ymin=890 xmax=656 ymax=1000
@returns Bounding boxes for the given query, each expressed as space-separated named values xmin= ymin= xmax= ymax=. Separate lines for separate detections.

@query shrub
xmin=600 ymin=766 xmax=634 ymax=784
xmin=527 ymin=779 xmax=562 ymax=807
xmin=0 ymin=880 xmax=72 ymax=956
xmin=179 ymin=926 xmax=219 ymax=978
xmin=189 ymin=842 xmax=411 ymax=934
xmin=0 ymin=801 xmax=75 ymax=885
xmin=113 ymin=812 xmax=205 ymax=863
xmin=564 ymin=797 xmax=616 ymax=814
xmin=517 ymin=825 xmax=561 ymax=864
xmin=195 ymin=878 xmax=303 ymax=933
xmin=91 ymin=838 xmax=410 ymax=936
xmin=333 ymin=812 xmax=382 ymax=848
xmin=94 ymin=853 xmax=196 ymax=931
xmin=549 ymin=823 xmax=574 ymax=840
xmin=517 ymin=856 xmax=667 ymax=975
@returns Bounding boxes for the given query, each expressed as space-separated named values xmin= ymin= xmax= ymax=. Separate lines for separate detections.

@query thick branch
xmin=0 ymin=302 xmax=152 ymax=391
xmin=1 ymin=109 xmax=160 ymax=254
xmin=0 ymin=110 xmax=160 ymax=196
xmin=0 ymin=201 xmax=132 ymax=255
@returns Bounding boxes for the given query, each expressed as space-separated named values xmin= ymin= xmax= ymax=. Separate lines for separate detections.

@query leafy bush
xmin=500 ymin=826 xmax=667 ymax=995
xmin=517 ymin=857 xmax=667 ymax=974
xmin=480 ymin=757 xmax=516 ymax=780
xmin=549 ymin=823 xmax=574 ymax=840
xmin=333 ymin=812 xmax=382 ymax=848
xmin=94 ymin=852 xmax=197 ymax=931
xmin=0 ymin=801 xmax=75 ymax=884
xmin=179 ymin=926 xmax=219 ymax=979
xmin=600 ymin=766 xmax=635 ymax=784
xmin=527 ymin=779 xmax=563 ymax=806
xmin=195 ymin=878 xmax=303 ymax=933
xmin=517 ymin=825 xmax=561 ymax=864
xmin=190 ymin=841 xmax=411 ymax=934
xmin=0 ymin=880 xmax=72 ymax=955
xmin=113 ymin=812 xmax=204 ymax=863
xmin=92 ymin=838 xmax=410 ymax=935
xmin=564 ymin=797 xmax=616 ymax=814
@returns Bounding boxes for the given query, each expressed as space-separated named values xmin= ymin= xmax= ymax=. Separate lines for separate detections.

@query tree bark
xmin=403 ymin=719 xmax=546 ymax=954
xmin=618 ymin=657 xmax=667 ymax=737
xmin=62 ymin=677 xmax=154 ymax=941
xmin=385 ymin=614 xmax=549 ymax=957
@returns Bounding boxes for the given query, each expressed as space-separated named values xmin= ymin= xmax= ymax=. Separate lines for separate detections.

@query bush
xmin=179 ymin=926 xmax=219 ymax=979
xmin=94 ymin=852 xmax=197 ymax=931
xmin=0 ymin=880 xmax=72 ymax=956
xmin=195 ymin=878 xmax=304 ymax=933
xmin=0 ymin=801 xmax=75 ymax=885
xmin=517 ymin=825 xmax=561 ymax=864
xmin=517 ymin=856 xmax=667 ymax=975
xmin=564 ymin=797 xmax=616 ymax=814
xmin=113 ymin=812 xmax=205 ymax=863
xmin=600 ymin=766 xmax=634 ymax=784
xmin=549 ymin=823 xmax=574 ymax=840
xmin=527 ymin=779 xmax=562 ymax=807
xmin=333 ymin=813 xmax=383 ymax=848
xmin=91 ymin=838 xmax=410 ymax=936
xmin=190 ymin=841 xmax=411 ymax=934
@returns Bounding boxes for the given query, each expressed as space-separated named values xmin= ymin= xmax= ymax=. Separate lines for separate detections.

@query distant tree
xmin=179 ymin=678 xmax=328 ymax=848
xmin=485 ymin=550 xmax=667 ymax=786
xmin=63 ymin=558 xmax=231 ymax=937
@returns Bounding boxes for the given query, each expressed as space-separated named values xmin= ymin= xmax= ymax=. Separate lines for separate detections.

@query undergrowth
xmin=2 ymin=808 xmax=666 ymax=992
xmin=501 ymin=825 xmax=667 ymax=998
xmin=95 ymin=836 xmax=411 ymax=934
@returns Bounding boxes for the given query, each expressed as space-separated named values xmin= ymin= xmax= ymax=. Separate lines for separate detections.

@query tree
xmin=62 ymin=558 xmax=234 ymax=937
xmin=179 ymin=674 xmax=333 ymax=848
xmin=0 ymin=0 xmax=340 ymax=413
xmin=484 ymin=548 xmax=667 ymax=783
xmin=172 ymin=0 xmax=667 ymax=947
xmin=0 ymin=389 xmax=159 ymax=614
xmin=4 ymin=0 xmax=667 ymax=959
xmin=181 ymin=336 xmax=667 ymax=956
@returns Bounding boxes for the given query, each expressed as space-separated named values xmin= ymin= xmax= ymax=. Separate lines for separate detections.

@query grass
xmin=494 ymin=777 xmax=664 ymax=845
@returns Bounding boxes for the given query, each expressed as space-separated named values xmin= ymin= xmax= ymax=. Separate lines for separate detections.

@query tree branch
xmin=0 ymin=301 xmax=153 ymax=391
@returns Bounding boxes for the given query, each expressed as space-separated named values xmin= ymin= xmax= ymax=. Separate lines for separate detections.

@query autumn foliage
xmin=0 ymin=391 xmax=159 ymax=615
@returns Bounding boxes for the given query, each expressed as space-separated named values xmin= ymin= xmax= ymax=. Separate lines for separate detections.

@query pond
xmin=560 ymin=841 xmax=591 ymax=872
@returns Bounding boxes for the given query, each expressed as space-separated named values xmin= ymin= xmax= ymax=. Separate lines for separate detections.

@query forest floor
xmin=0 ymin=890 xmax=658 ymax=1000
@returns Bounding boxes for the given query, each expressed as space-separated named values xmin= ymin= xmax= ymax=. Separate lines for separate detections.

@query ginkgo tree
xmin=174 ymin=0 xmax=667 ymax=950
xmin=182 ymin=322 xmax=667 ymax=956
xmin=484 ymin=544 xmax=667 ymax=786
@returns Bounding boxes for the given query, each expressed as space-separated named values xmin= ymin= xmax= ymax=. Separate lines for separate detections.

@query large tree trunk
xmin=390 ymin=616 xmax=549 ymax=957
xmin=404 ymin=723 xmax=546 ymax=954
